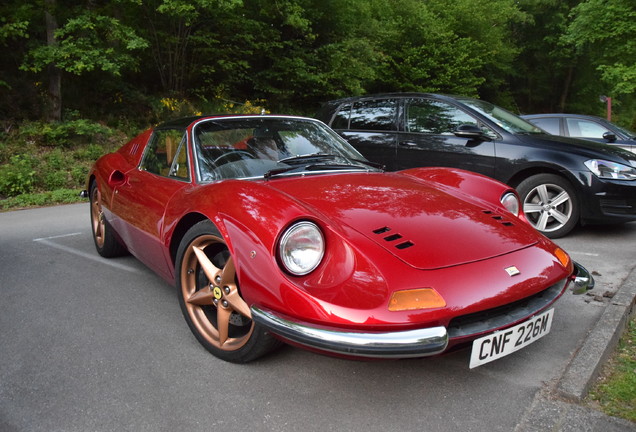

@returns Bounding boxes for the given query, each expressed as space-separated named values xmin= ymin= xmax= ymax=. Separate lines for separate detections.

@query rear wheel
xmin=176 ymin=220 xmax=280 ymax=362
xmin=517 ymin=174 xmax=579 ymax=238
xmin=89 ymin=181 xmax=127 ymax=257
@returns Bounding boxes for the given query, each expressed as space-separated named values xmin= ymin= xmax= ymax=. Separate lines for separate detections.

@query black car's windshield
xmin=458 ymin=98 xmax=544 ymax=135
xmin=193 ymin=117 xmax=374 ymax=182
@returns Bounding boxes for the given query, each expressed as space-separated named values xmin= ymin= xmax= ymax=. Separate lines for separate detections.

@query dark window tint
xmin=406 ymin=99 xmax=478 ymax=134
xmin=349 ymin=99 xmax=398 ymax=131
xmin=331 ymin=104 xmax=351 ymax=129
xmin=531 ymin=117 xmax=560 ymax=135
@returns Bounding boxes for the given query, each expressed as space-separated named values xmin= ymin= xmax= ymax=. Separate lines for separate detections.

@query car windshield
xmin=458 ymin=98 xmax=544 ymax=134
xmin=613 ymin=123 xmax=636 ymax=139
xmin=193 ymin=117 xmax=373 ymax=182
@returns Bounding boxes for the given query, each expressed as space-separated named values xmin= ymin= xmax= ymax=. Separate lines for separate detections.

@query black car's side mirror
xmin=602 ymin=131 xmax=617 ymax=143
xmin=454 ymin=124 xmax=490 ymax=141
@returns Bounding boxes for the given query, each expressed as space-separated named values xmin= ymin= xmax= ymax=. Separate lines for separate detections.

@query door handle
xmin=399 ymin=141 xmax=418 ymax=147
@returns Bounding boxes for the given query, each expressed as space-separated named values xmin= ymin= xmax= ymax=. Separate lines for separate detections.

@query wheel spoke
xmin=550 ymin=208 xmax=569 ymax=225
xmin=535 ymin=185 xmax=550 ymax=204
xmin=216 ymin=306 xmax=231 ymax=346
xmin=192 ymin=245 xmax=222 ymax=282
xmin=523 ymin=203 xmax=544 ymax=214
xmin=187 ymin=286 xmax=216 ymax=305
xmin=550 ymin=191 xmax=570 ymax=208
xmin=219 ymin=257 xmax=251 ymax=318
xmin=535 ymin=211 xmax=550 ymax=231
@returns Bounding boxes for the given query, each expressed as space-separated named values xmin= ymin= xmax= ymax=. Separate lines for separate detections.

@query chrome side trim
xmin=571 ymin=261 xmax=595 ymax=295
xmin=250 ymin=306 xmax=448 ymax=358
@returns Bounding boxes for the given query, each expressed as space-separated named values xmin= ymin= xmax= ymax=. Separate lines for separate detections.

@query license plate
xmin=469 ymin=308 xmax=554 ymax=369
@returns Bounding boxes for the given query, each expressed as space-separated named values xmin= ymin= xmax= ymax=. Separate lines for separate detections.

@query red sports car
xmin=84 ymin=115 xmax=593 ymax=367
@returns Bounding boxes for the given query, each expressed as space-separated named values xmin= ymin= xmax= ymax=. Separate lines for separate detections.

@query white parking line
xmin=568 ymin=252 xmax=600 ymax=257
xmin=33 ymin=233 xmax=140 ymax=273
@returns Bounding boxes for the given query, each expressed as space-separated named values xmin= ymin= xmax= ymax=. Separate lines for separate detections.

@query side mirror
xmin=602 ymin=131 xmax=617 ymax=143
xmin=454 ymin=124 xmax=490 ymax=141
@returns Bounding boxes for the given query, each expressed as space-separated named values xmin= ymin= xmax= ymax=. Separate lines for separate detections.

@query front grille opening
xmin=447 ymin=281 xmax=565 ymax=339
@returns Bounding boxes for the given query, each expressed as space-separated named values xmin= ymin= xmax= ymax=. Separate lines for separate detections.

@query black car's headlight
xmin=584 ymin=159 xmax=636 ymax=180
xmin=279 ymin=221 xmax=325 ymax=275
xmin=500 ymin=192 xmax=520 ymax=216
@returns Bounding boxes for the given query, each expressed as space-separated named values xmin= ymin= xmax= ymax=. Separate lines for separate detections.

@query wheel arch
xmin=506 ymin=166 xmax=570 ymax=189
xmin=169 ymin=212 xmax=210 ymax=266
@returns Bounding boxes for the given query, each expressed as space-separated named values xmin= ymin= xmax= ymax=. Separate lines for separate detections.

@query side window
xmin=566 ymin=118 xmax=610 ymax=138
xmin=531 ymin=117 xmax=560 ymax=135
xmin=141 ymin=129 xmax=188 ymax=179
xmin=406 ymin=99 xmax=479 ymax=134
xmin=349 ymin=99 xmax=398 ymax=131
xmin=331 ymin=104 xmax=351 ymax=129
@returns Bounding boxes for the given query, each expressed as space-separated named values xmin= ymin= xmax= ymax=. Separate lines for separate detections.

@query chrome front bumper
xmin=571 ymin=261 xmax=595 ymax=295
xmin=250 ymin=306 xmax=449 ymax=359
xmin=251 ymin=262 xmax=594 ymax=359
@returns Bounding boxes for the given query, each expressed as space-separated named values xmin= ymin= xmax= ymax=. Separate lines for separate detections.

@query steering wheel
xmin=212 ymin=150 xmax=254 ymax=165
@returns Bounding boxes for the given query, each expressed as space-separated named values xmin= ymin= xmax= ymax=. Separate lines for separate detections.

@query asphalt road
xmin=1 ymin=203 xmax=635 ymax=432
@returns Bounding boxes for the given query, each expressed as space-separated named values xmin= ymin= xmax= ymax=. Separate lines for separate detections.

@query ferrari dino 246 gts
xmin=84 ymin=115 xmax=593 ymax=367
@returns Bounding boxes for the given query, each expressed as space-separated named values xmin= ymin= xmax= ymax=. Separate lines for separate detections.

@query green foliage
xmin=0 ymin=154 xmax=37 ymax=197
xmin=0 ymin=188 xmax=84 ymax=210
xmin=0 ymin=0 xmax=635 ymax=128
xmin=19 ymin=119 xmax=113 ymax=147
xmin=22 ymin=11 xmax=148 ymax=76
xmin=566 ymin=0 xmax=636 ymax=96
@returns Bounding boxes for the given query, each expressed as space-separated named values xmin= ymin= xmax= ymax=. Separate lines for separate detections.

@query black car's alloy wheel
xmin=517 ymin=174 xmax=579 ymax=238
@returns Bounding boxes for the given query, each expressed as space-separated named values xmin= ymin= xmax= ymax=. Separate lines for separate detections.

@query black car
xmin=522 ymin=113 xmax=635 ymax=153
xmin=316 ymin=93 xmax=636 ymax=238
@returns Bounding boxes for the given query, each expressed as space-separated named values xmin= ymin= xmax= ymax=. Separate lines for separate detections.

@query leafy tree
xmin=14 ymin=0 xmax=147 ymax=122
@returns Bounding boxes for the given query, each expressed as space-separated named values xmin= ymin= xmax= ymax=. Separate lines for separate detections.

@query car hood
xmin=267 ymin=172 xmax=539 ymax=270
xmin=514 ymin=133 xmax=636 ymax=164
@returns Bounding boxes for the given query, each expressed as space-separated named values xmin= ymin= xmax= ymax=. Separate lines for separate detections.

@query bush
xmin=19 ymin=119 xmax=113 ymax=147
xmin=0 ymin=154 xmax=36 ymax=197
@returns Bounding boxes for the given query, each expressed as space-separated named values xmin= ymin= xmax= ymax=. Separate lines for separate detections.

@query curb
xmin=556 ymin=266 xmax=636 ymax=402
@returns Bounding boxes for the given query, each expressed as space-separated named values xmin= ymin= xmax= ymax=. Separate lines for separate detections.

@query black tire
xmin=89 ymin=181 xmax=127 ymax=257
xmin=517 ymin=174 xmax=579 ymax=238
xmin=175 ymin=220 xmax=281 ymax=363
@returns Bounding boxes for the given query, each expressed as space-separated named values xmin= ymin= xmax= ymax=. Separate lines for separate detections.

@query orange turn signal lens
xmin=554 ymin=247 xmax=571 ymax=268
xmin=388 ymin=288 xmax=446 ymax=312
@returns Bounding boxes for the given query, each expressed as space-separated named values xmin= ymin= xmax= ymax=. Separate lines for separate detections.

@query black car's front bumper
xmin=578 ymin=172 xmax=636 ymax=223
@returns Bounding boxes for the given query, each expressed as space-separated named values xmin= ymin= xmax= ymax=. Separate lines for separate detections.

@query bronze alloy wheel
xmin=176 ymin=220 xmax=280 ymax=362
xmin=88 ymin=182 xmax=127 ymax=257
xmin=90 ymin=186 xmax=106 ymax=249
xmin=180 ymin=233 xmax=255 ymax=351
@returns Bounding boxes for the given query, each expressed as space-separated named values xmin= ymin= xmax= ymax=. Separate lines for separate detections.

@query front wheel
xmin=517 ymin=174 xmax=579 ymax=238
xmin=175 ymin=220 xmax=280 ymax=362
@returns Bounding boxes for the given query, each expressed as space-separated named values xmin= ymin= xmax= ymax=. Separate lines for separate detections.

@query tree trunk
xmin=558 ymin=66 xmax=574 ymax=113
xmin=44 ymin=0 xmax=61 ymax=122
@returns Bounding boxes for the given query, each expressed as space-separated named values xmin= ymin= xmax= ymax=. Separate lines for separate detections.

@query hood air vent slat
xmin=372 ymin=226 xmax=414 ymax=250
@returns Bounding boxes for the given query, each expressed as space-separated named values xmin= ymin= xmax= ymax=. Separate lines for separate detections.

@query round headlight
xmin=279 ymin=221 xmax=325 ymax=275
xmin=501 ymin=192 xmax=520 ymax=216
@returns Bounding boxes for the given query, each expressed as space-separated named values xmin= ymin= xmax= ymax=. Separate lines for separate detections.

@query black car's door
xmin=329 ymin=98 xmax=400 ymax=170
xmin=394 ymin=97 xmax=497 ymax=178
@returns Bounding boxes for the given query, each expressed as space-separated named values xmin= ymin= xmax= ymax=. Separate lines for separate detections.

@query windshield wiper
xmin=277 ymin=153 xmax=338 ymax=164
